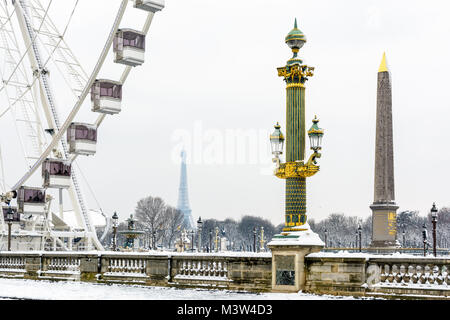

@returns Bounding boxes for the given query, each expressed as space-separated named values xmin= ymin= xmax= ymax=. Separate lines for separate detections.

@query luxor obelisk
xmin=370 ymin=53 xmax=399 ymax=247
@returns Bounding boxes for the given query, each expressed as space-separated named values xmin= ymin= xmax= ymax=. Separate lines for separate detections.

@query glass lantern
xmin=431 ymin=203 xmax=438 ymax=220
xmin=308 ymin=116 xmax=324 ymax=151
xmin=112 ymin=211 xmax=119 ymax=228
xmin=7 ymin=207 xmax=14 ymax=222
xmin=270 ymin=122 xmax=285 ymax=156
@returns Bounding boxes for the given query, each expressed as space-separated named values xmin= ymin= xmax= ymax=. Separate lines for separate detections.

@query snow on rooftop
xmin=60 ymin=209 xmax=106 ymax=228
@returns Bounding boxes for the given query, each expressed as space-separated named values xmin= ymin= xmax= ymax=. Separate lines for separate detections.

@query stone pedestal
xmin=268 ymin=223 xmax=324 ymax=292
xmin=370 ymin=202 xmax=400 ymax=248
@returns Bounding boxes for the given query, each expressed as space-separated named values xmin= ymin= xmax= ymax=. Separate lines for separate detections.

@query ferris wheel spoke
xmin=11 ymin=0 xmax=128 ymax=191
xmin=0 ymin=0 xmax=165 ymax=252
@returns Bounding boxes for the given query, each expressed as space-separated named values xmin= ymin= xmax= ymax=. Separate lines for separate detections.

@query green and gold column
xmin=268 ymin=19 xmax=325 ymax=292
xmin=273 ymin=19 xmax=322 ymax=233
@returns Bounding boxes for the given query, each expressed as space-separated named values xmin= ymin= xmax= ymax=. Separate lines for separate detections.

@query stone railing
xmin=47 ymin=257 xmax=81 ymax=273
xmin=3 ymin=250 xmax=449 ymax=298
xmin=0 ymin=251 xmax=271 ymax=292
xmin=170 ymin=253 xmax=272 ymax=291
xmin=305 ymin=252 xmax=450 ymax=299
xmin=0 ymin=255 xmax=26 ymax=276
xmin=106 ymin=257 xmax=147 ymax=275
xmin=38 ymin=254 xmax=83 ymax=281
xmin=175 ymin=259 xmax=228 ymax=281
xmin=366 ymin=257 xmax=450 ymax=297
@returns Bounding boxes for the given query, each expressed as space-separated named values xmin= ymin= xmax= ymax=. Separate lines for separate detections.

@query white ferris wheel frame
xmin=0 ymin=0 xmax=161 ymax=251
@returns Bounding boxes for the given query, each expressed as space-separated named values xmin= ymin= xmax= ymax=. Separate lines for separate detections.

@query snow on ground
xmin=0 ymin=278 xmax=362 ymax=300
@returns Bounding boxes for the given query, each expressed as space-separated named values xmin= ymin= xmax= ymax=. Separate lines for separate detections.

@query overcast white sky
xmin=1 ymin=0 xmax=450 ymax=226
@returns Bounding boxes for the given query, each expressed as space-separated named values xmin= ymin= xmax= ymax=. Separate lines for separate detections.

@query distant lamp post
xmin=259 ymin=227 xmax=265 ymax=252
xmin=431 ymin=203 xmax=438 ymax=257
xmin=7 ymin=206 xmax=14 ymax=251
xmin=357 ymin=224 xmax=362 ymax=252
xmin=402 ymin=224 xmax=406 ymax=248
xmin=190 ymin=230 xmax=195 ymax=252
xmin=253 ymin=227 xmax=257 ymax=252
xmin=422 ymin=223 xmax=428 ymax=257
xmin=214 ymin=227 xmax=219 ymax=252
xmin=324 ymin=228 xmax=328 ymax=248
xmin=112 ymin=211 xmax=119 ymax=251
xmin=209 ymin=230 xmax=212 ymax=253
xmin=270 ymin=122 xmax=285 ymax=167
xmin=197 ymin=217 xmax=203 ymax=252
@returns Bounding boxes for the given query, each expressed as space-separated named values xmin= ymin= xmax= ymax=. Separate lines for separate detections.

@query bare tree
xmin=135 ymin=196 xmax=165 ymax=249
xmin=161 ymin=206 xmax=184 ymax=249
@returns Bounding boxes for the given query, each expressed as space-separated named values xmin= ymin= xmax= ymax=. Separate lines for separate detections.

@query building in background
xmin=177 ymin=150 xmax=194 ymax=230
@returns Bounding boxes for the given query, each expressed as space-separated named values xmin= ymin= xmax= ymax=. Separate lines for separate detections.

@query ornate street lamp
xmin=422 ymin=223 xmax=428 ymax=257
xmin=324 ymin=228 xmax=328 ymax=248
xmin=7 ymin=206 xmax=14 ymax=251
xmin=259 ymin=227 xmax=265 ymax=252
xmin=431 ymin=203 xmax=438 ymax=257
xmin=190 ymin=230 xmax=195 ymax=252
xmin=112 ymin=211 xmax=119 ymax=251
xmin=209 ymin=229 xmax=212 ymax=253
xmin=401 ymin=224 xmax=406 ymax=248
xmin=197 ymin=217 xmax=203 ymax=252
xmin=357 ymin=224 xmax=362 ymax=252
xmin=253 ymin=227 xmax=257 ymax=252
xmin=269 ymin=19 xmax=324 ymax=235
xmin=214 ymin=226 xmax=219 ymax=252
xmin=270 ymin=122 xmax=285 ymax=167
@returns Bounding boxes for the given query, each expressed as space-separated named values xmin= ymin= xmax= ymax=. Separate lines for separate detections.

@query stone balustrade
xmin=47 ymin=257 xmax=81 ymax=273
xmin=1 ymin=250 xmax=449 ymax=298
xmin=176 ymin=259 xmax=228 ymax=280
xmin=106 ymin=257 xmax=147 ymax=275
xmin=305 ymin=252 xmax=450 ymax=298
xmin=366 ymin=257 xmax=450 ymax=297
xmin=0 ymin=255 xmax=26 ymax=276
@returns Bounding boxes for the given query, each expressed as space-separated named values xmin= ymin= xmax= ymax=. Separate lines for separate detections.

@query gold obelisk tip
xmin=378 ymin=52 xmax=388 ymax=73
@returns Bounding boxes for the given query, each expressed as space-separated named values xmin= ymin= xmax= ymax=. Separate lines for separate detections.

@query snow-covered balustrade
xmin=47 ymin=257 xmax=81 ymax=273
xmin=176 ymin=259 xmax=229 ymax=281
xmin=305 ymin=252 xmax=450 ymax=298
xmin=0 ymin=252 xmax=272 ymax=292
xmin=0 ymin=256 xmax=26 ymax=272
xmin=368 ymin=258 xmax=450 ymax=288
xmin=38 ymin=255 xmax=82 ymax=281
xmin=170 ymin=253 xmax=272 ymax=291
xmin=106 ymin=257 xmax=147 ymax=276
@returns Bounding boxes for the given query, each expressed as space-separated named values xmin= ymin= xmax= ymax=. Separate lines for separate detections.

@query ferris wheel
xmin=0 ymin=0 xmax=165 ymax=251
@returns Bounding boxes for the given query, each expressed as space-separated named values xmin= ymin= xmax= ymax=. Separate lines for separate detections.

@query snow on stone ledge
xmin=268 ymin=222 xmax=325 ymax=247
xmin=306 ymin=250 xmax=450 ymax=260
xmin=306 ymin=251 xmax=372 ymax=260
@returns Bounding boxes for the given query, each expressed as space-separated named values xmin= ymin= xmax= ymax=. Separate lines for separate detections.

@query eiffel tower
xmin=177 ymin=150 xmax=194 ymax=229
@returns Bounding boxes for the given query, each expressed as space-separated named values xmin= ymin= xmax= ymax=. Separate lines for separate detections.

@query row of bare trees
xmin=97 ymin=194 xmax=449 ymax=251
xmin=97 ymin=196 xmax=186 ymax=249
xmin=309 ymin=207 xmax=450 ymax=248
xmin=134 ymin=196 xmax=185 ymax=249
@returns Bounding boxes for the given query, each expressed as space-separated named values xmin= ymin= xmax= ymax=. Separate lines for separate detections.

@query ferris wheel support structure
xmin=13 ymin=0 xmax=100 ymax=250
xmin=0 ymin=0 xmax=163 ymax=251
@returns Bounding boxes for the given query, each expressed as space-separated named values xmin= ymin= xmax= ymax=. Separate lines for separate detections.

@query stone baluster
xmin=391 ymin=264 xmax=399 ymax=283
xmin=417 ymin=265 xmax=426 ymax=284
xmin=444 ymin=266 xmax=449 ymax=285
xmin=380 ymin=264 xmax=388 ymax=283
xmin=218 ymin=262 xmax=223 ymax=277
xmin=213 ymin=261 xmax=217 ymax=277
xmin=386 ymin=264 xmax=394 ymax=283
